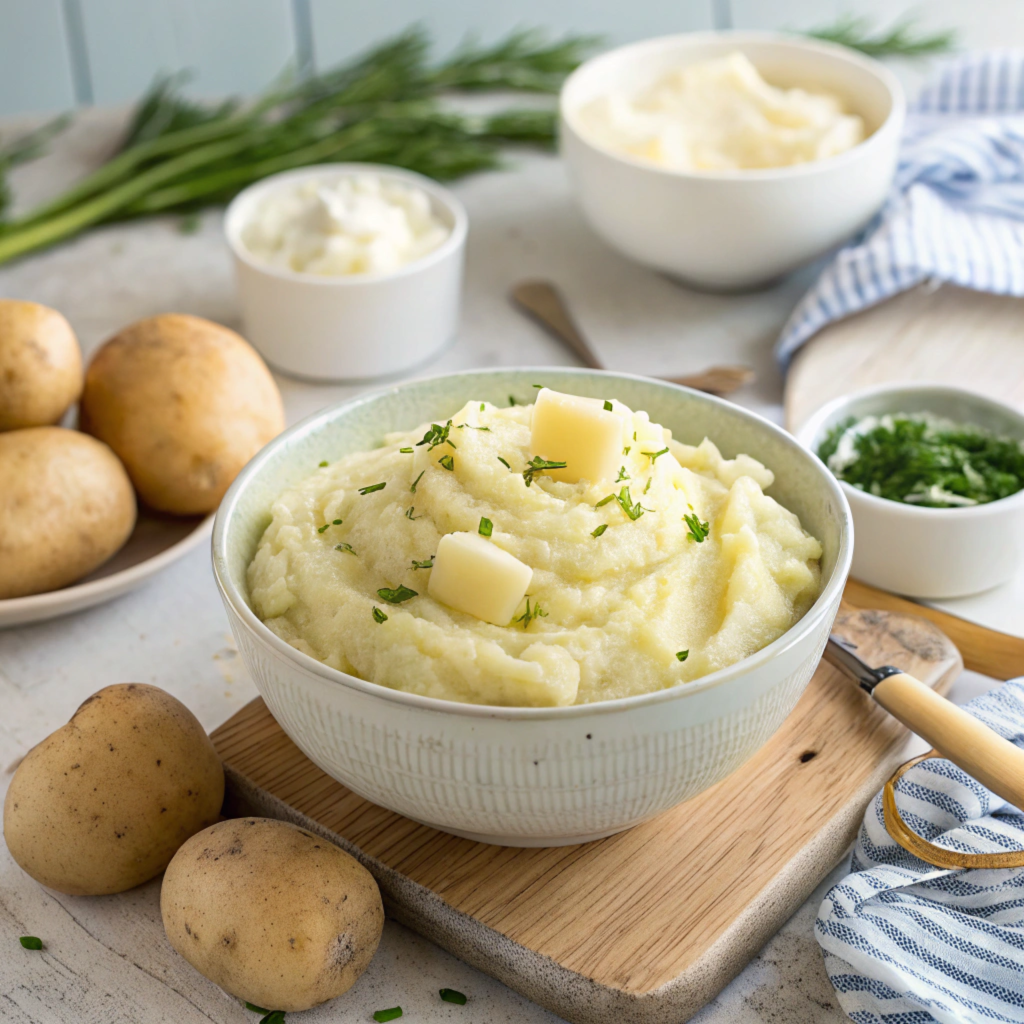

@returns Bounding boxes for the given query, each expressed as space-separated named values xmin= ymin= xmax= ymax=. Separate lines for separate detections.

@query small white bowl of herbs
xmin=797 ymin=384 xmax=1024 ymax=599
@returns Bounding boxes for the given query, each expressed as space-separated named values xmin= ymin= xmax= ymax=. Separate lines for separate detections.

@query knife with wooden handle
xmin=826 ymin=633 xmax=1024 ymax=810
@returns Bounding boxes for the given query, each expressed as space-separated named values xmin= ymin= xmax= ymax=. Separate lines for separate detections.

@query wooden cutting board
xmin=210 ymin=602 xmax=962 ymax=1024
xmin=784 ymin=284 xmax=1024 ymax=431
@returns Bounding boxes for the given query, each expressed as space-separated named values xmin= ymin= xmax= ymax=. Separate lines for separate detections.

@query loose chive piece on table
xmin=592 ymin=524 xmax=608 ymax=538
xmin=439 ymin=988 xmax=468 ymax=1005
xmin=377 ymin=585 xmax=418 ymax=604
xmin=479 ymin=517 xmax=493 ymax=537
xmin=399 ymin=447 xmax=413 ymax=453
xmin=372 ymin=607 xmax=388 ymax=624
xmin=359 ymin=482 xmax=386 ymax=495
xmin=244 ymin=1004 xmax=269 ymax=1014
xmin=19 ymin=936 xmax=43 ymax=950
xmin=676 ymin=650 xmax=689 ymax=662
xmin=373 ymin=1008 xmax=403 ymax=1022
xmin=260 ymin=1013 xmax=286 ymax=1024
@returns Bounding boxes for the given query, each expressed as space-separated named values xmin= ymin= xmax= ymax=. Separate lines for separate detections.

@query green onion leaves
xmin=591 ymin=523 xmax=608 ymax=538
xmin=417 ymin=420 xmax=455 ymax=451
xmin=683 ymin=512 xmax=710 ymax=543
xmin=439 ymin=988 xmax=468 ymax=1004
xmin=523 ymin=456 xmax=566 ymax=486
xmin=514 ymin=598 xmax=548 ymax=628
xmin=359 ymin=482 xmax=386 ymax=495
xmin=479 ymin=517 xmax=493 ymax=537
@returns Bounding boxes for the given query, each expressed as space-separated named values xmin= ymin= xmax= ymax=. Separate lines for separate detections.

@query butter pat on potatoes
xmin=530 ymin=387 xmax=622 ymax=484
xmin=427 ymin=531 xmax=532 ymax=625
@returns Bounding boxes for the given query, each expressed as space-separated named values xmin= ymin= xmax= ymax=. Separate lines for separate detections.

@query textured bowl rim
xmin=795 ymin=382 xmax=1024 ymax=519
xmin=559 ymin=29 xmax=906 ymax=183
xmin=213 ymin=368 xmax=853 ymax=720
xmin=223 ymin=162 xmax=469 ymax=286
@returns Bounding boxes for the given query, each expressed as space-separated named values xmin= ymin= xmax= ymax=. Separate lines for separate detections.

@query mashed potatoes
xmin=248 ymin=397 xmax=822 ymax=707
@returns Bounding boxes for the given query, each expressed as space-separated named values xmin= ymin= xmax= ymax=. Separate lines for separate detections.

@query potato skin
xmin=80 ymin=314 xmax=284 ymax=515
xmin=161 ymin=818 xmax=384 ymax=1012
xmin=0 ymin=300 xmax=83 ymax=431
xmin=3 ymin=684 xmax=224 ymax=896
xmin=0 ymin=427 xmax=136 ymax=599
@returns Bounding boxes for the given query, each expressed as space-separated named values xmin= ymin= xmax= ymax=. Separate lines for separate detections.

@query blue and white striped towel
xmin=816 ymin=678 xmax=1024 ymax=1024
xmin=776 ymin=51 xmax=1024 ymax=368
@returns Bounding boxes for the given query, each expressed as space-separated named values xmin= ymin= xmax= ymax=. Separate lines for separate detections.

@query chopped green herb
xmin=817 ymin=413 xmax=1024 ymax=507
xmin=498 ymin=456 xmax=511 ymax=469
xmin=317 ymin=524 xmax=330 ymax=533
xmin=417 ymin=420 xmax=456 ymax=451
xmin=643 ymin=477 xmax=652 ymax=494
xmin=319 ymin=460 xmax=329 ymax=467
xmin=405 ymin=506 xmax=422 ymax=520
xmin=479 ymin=402 xmax=485 ymax=411
xmin=245 ymin=1004 xmax=269 ymax=1014
xmin=359 ymin=482 xmax=386 ymax=495
xmin=411 ymin=470 xmax=425 ymax=493
xmin=642 ymin=447 xmax=669 ymax=462
xmin=614 ymin=486 xmax=646 ymax=521
xmin=514 ymin=598 xmax=548 ymax=628
xmin=592 ymin=523 xmax=608 ymax=538
xmin=595 ymin=494 xmax=616 ymax=508
xmin=633 ymin=431 xmax=637 ymax=441
xmin=335 ymin=542 xmax=357 ymax=555
xmin=532 ymin=383 xmax=544 ymax=388
xmin=457 ymin=423 xmax=490 ymax=431
xmin=603 ymin=400 xmax=613 ymax=411
xmin=676 ymin=650 xmax=689 ymax=662
xmin=508 ymin=395 xmax=518 ymax=406
xmin=377 ymin=585 xmax=418 ymax=604
xmin=259 ymin=1012 xmax=286 ymax=1024
xmin=479 ymin=516 xmax=493 ymax=537
xmin=411 ymin=556 xmax=434 ymax=569
xmin=439 ymin=988 xmax=468 ymax=1005
xmin=333 ymin=519 xmax=343 ymax=525
xmin=622 ymin=446 xmax=631 ymax=456
xmin=616 ymin=466 xmax=629 ymax=482
xmin=438 ymin=453 xmax=455 ymax=471
xmin=372 ymin=607 xmax=388 ymax=624
xmin=523 ymin=455 xmax=567 ymax=486
xmin=684 ymin=512 xmax=710 ymax=543
xmin=373 ymin=1009 xmax=403 ymax=1023
xmin=399 ymin=446 xmax=413 ymax=453
xmin=19 ymin=936 xmax=42 ymax=950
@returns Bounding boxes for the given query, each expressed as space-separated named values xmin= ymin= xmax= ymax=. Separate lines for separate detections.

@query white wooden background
xmin=1 ymin=0 xmax=1022 ymax=117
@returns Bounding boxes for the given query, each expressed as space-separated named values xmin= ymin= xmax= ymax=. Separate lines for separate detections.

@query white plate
xmin=0 ymin=510 xmax=213 ymax=628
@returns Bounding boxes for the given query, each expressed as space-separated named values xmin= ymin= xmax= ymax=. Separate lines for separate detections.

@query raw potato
xmin=3 ymin=684 xmax=224 ymax=896
xmin=161 ymin=818 xmax=384 ymax=1012
xmin=0 ymin=299 xmax=83 ymax=430
xmin=80 ymin=314 xmax=285 ymax=515
xmin=0 ymin=427 xmax=136 ymax=599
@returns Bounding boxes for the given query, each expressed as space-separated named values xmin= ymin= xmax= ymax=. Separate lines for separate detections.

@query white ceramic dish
xmin=213 ymin=369 xmax=852 ymax=846
xmin=560 ymin=31 xmax=904 ymax=290
xmin=0 ymin=511 xmax=212 ymax=628
xmin=796 ymin=384 xmax=1024 ymax=599
xmin=224 ymin=164 xmax=467 ymax=382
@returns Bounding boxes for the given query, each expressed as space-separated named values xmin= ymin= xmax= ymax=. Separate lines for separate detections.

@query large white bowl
xmin=797 ymin=384 xmax=1024 ymax=599
xmin=224 ymin=164 xmax=467 ymax=382
xmin=560 ymin=32 xmax=905 ymax=290
xmin=213 ymin=369 xmax=852 ymax=845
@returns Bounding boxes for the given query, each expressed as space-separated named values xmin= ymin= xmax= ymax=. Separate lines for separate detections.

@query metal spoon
xmin=510 ymin=280 xmax=755 ymax=396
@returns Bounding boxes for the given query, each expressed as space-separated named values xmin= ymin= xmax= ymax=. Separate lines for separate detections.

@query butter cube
xmin=530 ymin=388 xmax=622 ymax=484
xmin=428 ymin=532 xmax=533 ymax=626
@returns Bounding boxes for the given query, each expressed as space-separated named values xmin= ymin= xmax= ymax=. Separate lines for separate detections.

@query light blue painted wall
xmin=0 ymin=1 xmax=76 ymax=116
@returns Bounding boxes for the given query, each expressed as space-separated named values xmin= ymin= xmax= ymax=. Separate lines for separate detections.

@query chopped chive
xmin=623 ymin=446 xmax=631 ymax=455
xmin=335 ymin=542 xmax=357 ymax=555
xmin=319 ymin=460 xmax=329 ymax=467
xmin=372 ymin=607 xmax=388 ymax=624
xmin=683 ymin=512 xmax=710 ymax=543
xmin=457 ymin=423 xmax=490 ymax=431
xmin=643 ymin=477 xmax=652 ymax=494
xmin=513 ymin=598 xmax=548 ymax=628
xmin=498 ymin=456 xmax=511 ymax=469
xmin=508 ymin=395 xmax=517 ymax=406
xmin=595 ymin=494 xmax=616 ymax=508
xmin=614 ymin=486 xmax=645 ymax=521
xmin=592 ymin=524 xmax=608 ymax=537
xmin=245 ymin=1004 xmax=269 ymax=1014
xmin=411 ymin=556 xmax=434 ymax=569
xmin=359 ymin=482 xmax=386 ymax=495
xmin=417 ymin=420 xmax=455 ymax=451
xmin=523 ymin=456 xmax=566 ymax=486
xmin=377 ymin=585 xmax=418 ymax=604
xmin=479 ymin=517 xmax=493 ymax=537
xmin=405 ymin=506 xmax=422 ymax=520
xmin=317 ymin=524 xmax=330 ymax=533
xmin=676 ymin=650 xmax=689 ymax=662
xmin=603 ymin=400 xmax=613 ymax=411
xmin=616 ymin=466 xmax=629 ymax=482
xmin=642 ymin=447 xmax=669 ymax=462
xmin=439 ymin=988 xmax=467 ymax=1005
xmin=19 ymin=936 xmax=43 ymax=950
xmin=259 ymin=1013 xmax=286 ymax=1024
xmin=479 ymin=402 xmax=485 ymax=411
xmin=438 ymin=454 xmax=455 ymax=471
xmin=633 ymin=431 xmax=637 ymax=440
xmin=532 ymin=383 xmax=544 ymax=388
xmin=411 ymin=470 xmax=425 ymax=493
xmin=373 ymin=1009 xmax=402 ymax=1023
xmin=399 ymin=447 xmax=413 ymax=453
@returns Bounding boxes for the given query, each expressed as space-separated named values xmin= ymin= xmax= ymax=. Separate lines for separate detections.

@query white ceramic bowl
xmin=224 ymin=164 xmax=467 ymax=382
xmin=213 ymin=369 xmax=852 ymax=846
xmin=560 ymin=32 xmax=905 ymax=290
xmin=796 ymin=384 xmax=1024 ymax=599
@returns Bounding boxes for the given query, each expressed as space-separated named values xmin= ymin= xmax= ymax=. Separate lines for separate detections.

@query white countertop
xmin=0 ymin=108 xmax=1004 ymax=1023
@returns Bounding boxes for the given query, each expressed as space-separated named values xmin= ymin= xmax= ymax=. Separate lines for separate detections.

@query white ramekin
xmin=224 ymin=164 xmax=467 ymax=382
xmin=796 ymin=384 xmax=1024 ymax=599
xmin=560 ymin=32 xmax=905 ymax=290
xmin=213 ymin=369 xmax=852 ymax=846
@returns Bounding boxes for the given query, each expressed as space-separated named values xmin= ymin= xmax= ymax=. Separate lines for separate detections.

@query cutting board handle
xmin=872 ymin=672 xmax=1024 ymax=810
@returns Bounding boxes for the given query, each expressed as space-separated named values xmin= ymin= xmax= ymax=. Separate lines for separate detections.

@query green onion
xmin=377 ymin=585 xmax=418 ymax=603
xmin=622 ymin=446 xmax=631 ymax=455
xmin=498 ymin=456 xmax=511 ymax=469
xmin=614 ymin=486 xmax=646 ymax=521
xmin=318 ymin=460 xmax=329 ymax=467
xmin=603 ymin=400 xmax=613 ymax=411
xmin=642 ymin=447 xmax=668 ymax=462
xmin=373 ymin=1009 xmax=403 ymax=1023
xmin=405 ymin=506 xmax=422 ymax=520
xmin=411 ymin=470 xmax=425 ymax=492
xmin=335 ymin=542 xmax=357 ymax=555
xmin=417 ymin=420 xmax=455 ymax=451
xmin=244 ymin=1004 xmax=269 ymax=1014
xmin=595 ymin=494 xmax=615 ymax=508
xmin=439 ymin=988 xmax=468 ymax=1004
xmin=676 ymin=650 xmax=689 ymax=662
xmin=479 ymin=402 xmax=485 ymax=411
xmin=438 ymin=454 xmax=455 ymax=471
xmin=479 ymin=517 xmax=493 ymax=537
xmin=616 ymin=466 xmax=629 ymax=482
xmin=317 ymin=524 xmax=330 ymax=533
xmin=411 ymin=557 xmax=434 ymax=569
xmin=359 ymin=482 xmax=386 ymax=495
xmin=19 ymin=936 xmax=43 ymax=950
xmin=399 ymin=447 xmax=413 ymax=453
xmin=643 ymin=477 xmax=652 ymax=494
xmin=683 ymin=512 xmax=710 ymax=543
xmin=259 ymin=1013 xmax=286 ymax=1024
xmin=592 ymin=524 xmax=608 ymax=538
xmin=513 ymin=598 xmax=548 ymax=628
xmin=523 ymin=456 xmax=566 ymax=486
xmin=372 ymin=607 xmax=388 ymax=624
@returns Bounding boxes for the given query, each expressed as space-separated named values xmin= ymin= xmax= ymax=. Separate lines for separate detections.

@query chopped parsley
xmin=411 ymin=557 xmax=434 ymax=569
xmin=479 ymin=402 xmax=485 ymax=411
xmin=372 ymin=607 xmax=388 ymax=623
xmin=642 ymin=447 xmax=669 ymax=462
xmin=523 ymin=456 xmax=567 ymax=486
xmin=411 ymin=470 xmax=425 ymax=492
xmin=417 ymin=420 xmax=456 ymax=451
xmin=439 ymin=989 xmax=467 ymax=1005
xmin=479 ymin=517 xmax=493 ymax=537
xmin=514 ymin=598 xmax=548 ymax=628
xmin=684 ymin=512 xmax=710 ymax=543
xmin=592 ymin=523 xmax=608 ymax=538
xmin=399 ymin=446 xmax=413 ymax=453
xmin=19 ymin=936 xmax=43 ymax=950
xmin=438 ymin=454 xmax=455 ymax=471
xmin=818 ymin=412 xmax=1024 ymax=507
xmin=405 ymin=506 xmax=422 ymax=520
xmin=359 ymin=482 xmax=386 ymax=495
xmin=377 ymin=585 xmax=418 ymax=604
xmin=616 ymin=466 xmax=629 ymax=482
xmin=603 ymin=400 xmax=613 ymax=411
xmin=676 ymin=650 xmax=689 ymax=662
xmin=373 ymin=1008 xmax=402 ymax=1022
xmin=318 ymin=460 xmax=329 ymax=467
xmin=335 ymin=542 xmax=357 ymax=555
xmin=497 ymin=456 xmax=511 ymax=469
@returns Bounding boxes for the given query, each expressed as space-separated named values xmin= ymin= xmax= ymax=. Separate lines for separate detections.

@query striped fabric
xmin=816 ymin=679 xmax=1024 ymax=1024
xmin=776 ymin=51 xmax=1024 ymax=368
